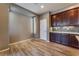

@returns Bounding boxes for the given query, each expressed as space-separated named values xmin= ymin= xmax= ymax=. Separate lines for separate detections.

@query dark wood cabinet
xmin=66 ymin=8 xmax=78 ymax=25
xmin=50 ymin=33 xmax=68 ymax=44
xmin=50 ymin=7 xmax=79 ymax=49
xmin=78 ymin=8 xmax=79 ymax=24
xmin=51 ymin=15 xmax=57 ymax=26
xmin=68 ymin=35 xmax=79 ymax=48
xmin=51 ymin=12 xmax=64 ymax=26
xmin=51 ymin=7 xmax=79 ymax=26
xmin=60 ymin=34 xmax=69 ymax=45
xmin=50 ymin=33 xmax=79 ymax=48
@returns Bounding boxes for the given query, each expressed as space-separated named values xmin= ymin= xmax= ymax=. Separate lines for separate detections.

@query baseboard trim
xmin=9 ymin=38 xmax=32 ymax=45
xmin=0 ymin=48 xmax=9 ymax=53
xmin=37 ymin=38 xmax=49 ymax=42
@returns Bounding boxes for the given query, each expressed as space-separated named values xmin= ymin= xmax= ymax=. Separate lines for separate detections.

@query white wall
xmin=9 ymin=12 xmax=32 ymax=43
xmin=0 ymin=4 xmax=9 ymax=50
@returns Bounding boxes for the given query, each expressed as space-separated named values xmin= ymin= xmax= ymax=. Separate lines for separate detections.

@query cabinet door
xmin=55 ymin=33 xmax=62 ymax=43
xmin=63 ymin=11 xmax=70 ymax=26
xmin=50 ymin=33 xmax=60 ymax=43
xmin=56 ymin=13 xmax=64 ymax=26
xmin=51 ymin=13 xmax=64 ymax=26
xmin=67 ymin=8 xmax=78 ymax=25
xmin=68 ymin=35 xmax=78 ymax=48
xmin=78 ymin=8 xmax=79 ymax=25
xmin=51 ymin=15 xmax=57 ymax=26
xmin=50 ymin=33 xmax=56 ymax=42
xmin=60 ymin=34 xmax=69 ymax=45
xmin=50 ymin=33 xmax=62 ymax=43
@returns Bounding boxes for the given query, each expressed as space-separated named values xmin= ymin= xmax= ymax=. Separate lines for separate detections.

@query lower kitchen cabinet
xmin=49 ymin=32 xmax=79 ymax=48
xmin=60 ymin=34 xmax=69 ymax=45
xmin=50 ymin=33 xmax=61 ymax=43
xmin=68 ymin=35 xmax=79 ymax=48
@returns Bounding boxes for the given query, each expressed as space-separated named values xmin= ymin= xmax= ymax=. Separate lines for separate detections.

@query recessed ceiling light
xmin=40 ymin=5 xmax=44 ymax=8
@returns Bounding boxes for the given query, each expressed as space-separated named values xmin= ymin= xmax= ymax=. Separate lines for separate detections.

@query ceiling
xmin=16 ymin=3 xmax=77 ymax=15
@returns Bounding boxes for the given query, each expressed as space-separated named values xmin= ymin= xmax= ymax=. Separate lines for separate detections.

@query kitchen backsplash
xmin=50 ymin=26 xmax=79 ymax=32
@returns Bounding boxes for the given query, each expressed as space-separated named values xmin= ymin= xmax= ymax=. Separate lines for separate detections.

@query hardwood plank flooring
xmin=0 ymin=39 xmax=79 ymax=56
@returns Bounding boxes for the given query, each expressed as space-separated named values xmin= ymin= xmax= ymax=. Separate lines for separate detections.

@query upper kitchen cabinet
xmin=56 ymin=12 xmax=64 ymax=26
xmin=78 ymin=8 xmax=79 ymax=25
xmin=66 ymin=8 xmax=78 ymax=26
xmin=51 ymin=12 xmax=64 ymax=26
xmin=51 ymin=7 xmax=79 ymax=26
xmin=51 ymin=15 xmax=57 ymax=26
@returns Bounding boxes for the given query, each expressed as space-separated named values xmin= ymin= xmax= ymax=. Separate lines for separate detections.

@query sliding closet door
xmin=9 ymin=12 xmax=32 ymax=43
xmin=9 ymin=4 xmax=35 ymax=43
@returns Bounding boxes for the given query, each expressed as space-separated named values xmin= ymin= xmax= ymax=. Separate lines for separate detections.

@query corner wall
xmin=0 ymin=4 xmax=9 ymax=50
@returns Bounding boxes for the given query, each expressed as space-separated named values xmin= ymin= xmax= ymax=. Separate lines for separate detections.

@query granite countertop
xmin=50 ymin=31 xmax=79 ymax=35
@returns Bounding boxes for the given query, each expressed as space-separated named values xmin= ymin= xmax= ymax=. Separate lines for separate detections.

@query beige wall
xmin=9 ymin=12 xmax=32 ymax=43
xmin=0 ymin=4 xmax=9 ymax=50
xmin=34 ymin=16 xmax=40 ymax=38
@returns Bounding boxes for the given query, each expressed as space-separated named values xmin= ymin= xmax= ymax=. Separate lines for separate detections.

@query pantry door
xmin=40 ymin=19 xmax=48 ymax=40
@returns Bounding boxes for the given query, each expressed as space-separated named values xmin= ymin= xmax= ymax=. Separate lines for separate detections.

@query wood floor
xmin=0 ymin=39 xmax=79 ymax=56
